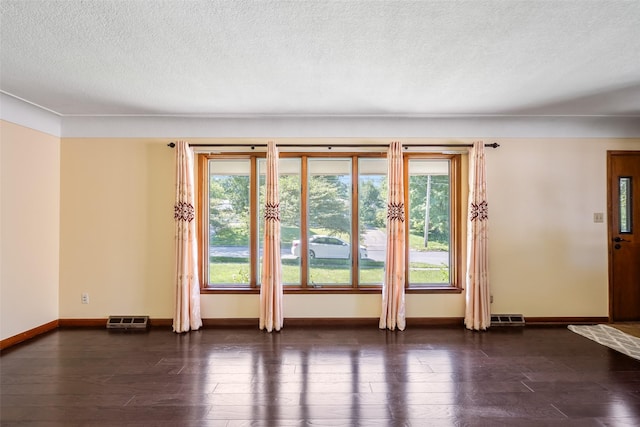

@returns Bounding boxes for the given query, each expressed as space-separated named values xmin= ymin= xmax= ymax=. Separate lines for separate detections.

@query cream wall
xmin=59 ymin=138 xmax=175 ymax=319
xmin=488 ymin=138 xmax=640 ymax=316
xmin=59 ymin=136 xmax=640 ymax=321
xmin=1 ymin=120 xmax=60 ymax=340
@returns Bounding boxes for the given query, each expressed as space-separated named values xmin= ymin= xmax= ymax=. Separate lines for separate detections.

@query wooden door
xmin=609 ymin=151 xmax=640 ymax=321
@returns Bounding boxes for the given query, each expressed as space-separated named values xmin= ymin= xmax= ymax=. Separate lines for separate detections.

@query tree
xmin=278 ymin=175 xmax=301 ymax=227
xmin=209 ymin=175 xmax=250 ymax=245
xmin=409 ymin=174 xmax=450 ymax=246
xmin=428 ymin=175 xmax=450 ymax=243
xmin=224 ymin=175 xmax=250 ymax=218
xmin=359 ymin=177 xmax=386 ymax=228
xmin=208 ymin=177 xmax=228 ymax=233
xmin=308 ymin=175 xmax=350 ymax=235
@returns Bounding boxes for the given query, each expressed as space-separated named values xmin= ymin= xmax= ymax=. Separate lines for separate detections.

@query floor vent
xmin=491 ymin=314 xmax=525 ymax=326
xmin=106 ymin=316 xmax=149 ymax=330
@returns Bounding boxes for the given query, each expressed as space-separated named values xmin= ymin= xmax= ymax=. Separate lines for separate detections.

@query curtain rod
xmin=167 ymin=142 xmax=500 ymax=149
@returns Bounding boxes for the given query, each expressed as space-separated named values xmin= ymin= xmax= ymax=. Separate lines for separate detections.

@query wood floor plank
xmin=2 ymin=326 xmax=640 ymax=425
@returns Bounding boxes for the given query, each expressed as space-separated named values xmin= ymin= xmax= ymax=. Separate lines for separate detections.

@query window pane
xmin=208 ymin=159 xmax=251 ymax=285
xmin=358 ymin=158 xmax=386 ymax=285
xmin=620 ymin=177 xmax=632 ymax=233
xmin=307 ymin=158 xmax=352 ymax=286
xmin=408 ymin=160 xmax=451 ymax=285
xmin=258 ymin=158 xmax=302 ymax=285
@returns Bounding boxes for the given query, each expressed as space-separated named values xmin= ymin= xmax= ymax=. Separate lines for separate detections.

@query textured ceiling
xmin=1 ymin=0 xmax=639 ymax=117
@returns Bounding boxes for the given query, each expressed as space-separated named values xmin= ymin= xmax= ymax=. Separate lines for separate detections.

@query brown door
xmin=609 ymin=151 xmax=640 ymax=321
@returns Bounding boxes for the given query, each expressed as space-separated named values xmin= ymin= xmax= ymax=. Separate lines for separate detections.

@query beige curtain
xmin=260 ymin=141 xmax=284 ymax=332
xmin=380 ymin=141 xmax=406 ymax=331
xmin=465 ymin=141 xmax=491 ymax=331
xmin=173 ymin=141 xmax=202 ymax=333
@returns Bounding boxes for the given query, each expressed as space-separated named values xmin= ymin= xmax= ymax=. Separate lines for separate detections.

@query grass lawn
xmin=209 ymin=257 xmax=448 ymax=285
xmin=212 ymin=225 xmax=449 ymax=254
xmin=407 ymin=232 xmax=449 ymax=252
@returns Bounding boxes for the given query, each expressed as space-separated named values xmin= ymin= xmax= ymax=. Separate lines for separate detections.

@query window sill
xmin=406 ymin=286 xmax=463 ymax=294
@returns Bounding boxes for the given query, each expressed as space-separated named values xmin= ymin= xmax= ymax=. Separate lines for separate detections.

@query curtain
xmin=380 ymin=141 xmax=406 ymax=331
xmin=173 ymin=141 xmax=202 ymax=333
xmin=465 ymin=141 xmax=491 ymax=331
xmin=260 ymin=141 xmax=284 ymax=332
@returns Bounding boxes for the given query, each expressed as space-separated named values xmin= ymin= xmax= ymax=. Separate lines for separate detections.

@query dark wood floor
xmin=2 ymin=325 xmax=640 ymax=426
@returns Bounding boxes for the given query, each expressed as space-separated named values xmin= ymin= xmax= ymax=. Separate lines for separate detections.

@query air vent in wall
xmin=490 ymin=314 xmax=525 ymax=326
xmin=106 ymin=315 xmax=149 ymax=330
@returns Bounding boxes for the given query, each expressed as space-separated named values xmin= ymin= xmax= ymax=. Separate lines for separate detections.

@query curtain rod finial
xmin=168 ymin=142 xmax=175 ymax=148
xmin=488 ymin=142 xmax=500 ymax=148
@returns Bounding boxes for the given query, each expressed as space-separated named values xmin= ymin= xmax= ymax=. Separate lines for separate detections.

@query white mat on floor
xmin=568 ymin=324 xmax=640 ymax=361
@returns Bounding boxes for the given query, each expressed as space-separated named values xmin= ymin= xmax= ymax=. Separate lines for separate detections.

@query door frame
xmin=607 ymin=150 xmax=640 ymax=322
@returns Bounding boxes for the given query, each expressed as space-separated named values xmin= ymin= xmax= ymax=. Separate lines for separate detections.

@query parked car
xmin=291 ymin=235 xmax=368 ymax=259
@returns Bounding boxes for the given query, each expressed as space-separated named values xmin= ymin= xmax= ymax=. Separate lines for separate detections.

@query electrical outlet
xmin=490 ymin=295 xmax=494 ymax=303
xmin=81 ymin=293 xmax=89 ymax=304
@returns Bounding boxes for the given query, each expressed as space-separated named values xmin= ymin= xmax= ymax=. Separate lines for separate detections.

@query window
xmin=259 ymin=158 xmax=302 ymax=285
xmin=308 ymin=158 xmax=353 ymax=287
xmin=206 ymin=158 xmax=251 ymax=286
xmin=358 ymin=158 xmax=387 ymax=285
xmin=619 ymin=177 xmax=632 ymax=234
xmin=199 ymin=151 xmax=462 ymax=292
xmin=408 ymin=159 xmax=452 ymax=286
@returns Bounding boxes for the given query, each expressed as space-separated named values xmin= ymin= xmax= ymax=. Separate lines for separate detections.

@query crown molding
xmin=0 ymin=93 xmax=61 ymax=137
xmin=2 ymin=93 xmax=639 ymax=138
xmin=61 ymin=114 xmax=640 ymax=138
